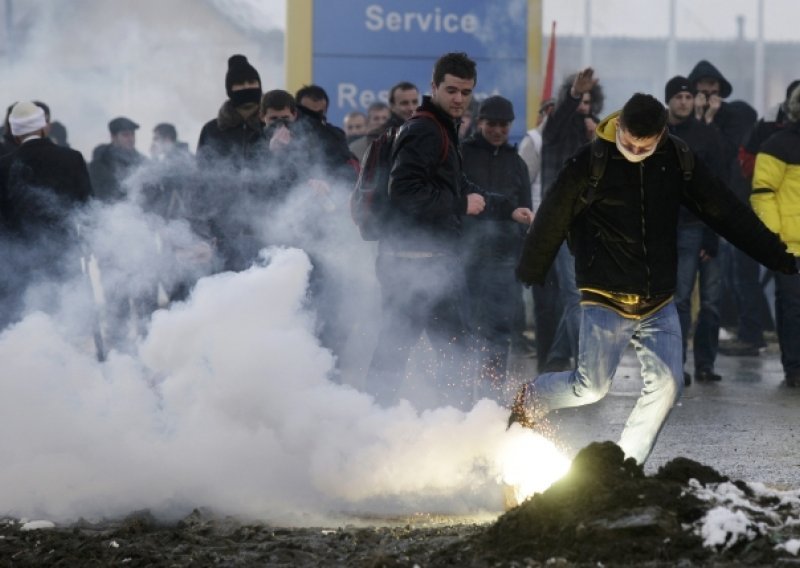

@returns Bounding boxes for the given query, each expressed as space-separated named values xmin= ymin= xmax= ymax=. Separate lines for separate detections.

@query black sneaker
xmin=507 ymin=384 xmax=537 ymax=430
xmin=785 ymin=373 xmax=800 ymax=388
xmin=684 ymin=372 xmax=692 ymax=386
xmin=695 ymin=369 xmax=722 ymax=382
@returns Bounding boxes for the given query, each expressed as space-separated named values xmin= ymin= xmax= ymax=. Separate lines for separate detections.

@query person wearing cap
xmin=0 ymin=101 xmax=92 ymax=326
xmin=687 ymin=60 xmax=768 ymax=359
xmin=751 ymin=84 xmax=800 ymax=388
xmin=665 ymin=75 xmax=727 ymax=385
xmin=196 ymin=54 xmax=264 ymax=170
xmin=88 ymin=116 xmax=145 ymax=202
xmin=460 ymin=95 xmax=532 ymax=399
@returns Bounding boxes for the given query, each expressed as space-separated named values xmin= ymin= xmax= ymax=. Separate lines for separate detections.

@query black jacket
xmin=541 ymin=80 xmax=602 ymax=194
xmin=668 ymin=117 xmax=726 ymax=255
xmin=385 ymin=96 xmax=515 ymax=254
xmin=196 ymin=101 xmax=264 ymax=170
xmin=517 ymin=114 xmax=794 ymax=297
xmin=1 ymin=138 xmax=91 ymax=237
xmin=89 ymin=143 xmax=145 ymax=202
xmin=461 ymin=132 xmax=531 ymax=261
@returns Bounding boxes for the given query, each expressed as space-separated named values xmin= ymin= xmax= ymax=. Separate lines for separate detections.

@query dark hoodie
xmin=687 ymin=60 xmax=733 ymax=98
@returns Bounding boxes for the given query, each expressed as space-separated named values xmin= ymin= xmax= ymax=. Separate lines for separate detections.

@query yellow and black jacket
xmin=751 ymin=121 xmax=800 ymax=256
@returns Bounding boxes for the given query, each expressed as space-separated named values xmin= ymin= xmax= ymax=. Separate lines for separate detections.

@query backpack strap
xmin=409 ymin=110 xmax=450 ymax=164
xmin=668 ymin=133 xmax=694 ymax=182
xmin=585 ymin=137 xmax=609 ymax=205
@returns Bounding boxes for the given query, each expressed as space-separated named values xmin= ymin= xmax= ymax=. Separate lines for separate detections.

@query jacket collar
xmin=419 ymin=95 xmax=459 ymax=143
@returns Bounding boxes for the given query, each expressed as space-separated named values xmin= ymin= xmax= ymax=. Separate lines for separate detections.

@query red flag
xmin=541 ymin=21 xmax=557 ymax=102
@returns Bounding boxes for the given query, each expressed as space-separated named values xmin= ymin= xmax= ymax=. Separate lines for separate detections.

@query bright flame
xmin=495 ymin=426 xmax=572 ymax=506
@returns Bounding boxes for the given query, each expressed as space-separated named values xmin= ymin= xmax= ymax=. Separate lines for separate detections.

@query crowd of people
xmin=0 ymin=52 xmax=797 ymax=459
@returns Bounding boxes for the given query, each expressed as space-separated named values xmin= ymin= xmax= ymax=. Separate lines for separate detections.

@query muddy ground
xmin=3 ymin=442 xmax=799 ymax=567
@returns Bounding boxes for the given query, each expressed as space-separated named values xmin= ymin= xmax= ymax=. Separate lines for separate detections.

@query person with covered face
xmin=511 ymin=93 xmax=798 ymax=465
xmin=664 ymin=75 xmax=727 ymax=385
xmin=196 ymin=54 xmax=264 ymax=170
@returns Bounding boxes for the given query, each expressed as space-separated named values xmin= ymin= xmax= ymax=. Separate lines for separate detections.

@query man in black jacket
xmin=0 ymin=101 xmax=92 ymax=326
xmin=89 ymin=116 xmax=145 ymax=202
xmin=665 ymin=76 xmax=727 ymax=385
xmin=365 ymin=52 xmax=532 ymax=409
xmin=196 ymin=54 xmax=264 ymax=170
xmin=512 ymin=93 xmax=797 ymax=464
xmin=461 ymin=95 xmax=531 ymax=398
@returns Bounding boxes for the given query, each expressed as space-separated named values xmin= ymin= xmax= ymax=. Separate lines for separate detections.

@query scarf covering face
xmin=615 ymin=128 xmax=659 ymax=163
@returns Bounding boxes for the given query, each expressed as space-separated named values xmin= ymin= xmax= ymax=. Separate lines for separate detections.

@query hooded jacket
xmin=687 ymin=60 xmax=733 ymax=99
xmin=751 ymin=120 xmax=800 ymax=255
xmin=517 ymin=112 xmax=796 ymax=298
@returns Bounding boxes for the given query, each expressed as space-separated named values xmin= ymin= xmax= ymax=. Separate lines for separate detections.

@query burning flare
xmin=496 ymin=426 xmax=571 ymax=506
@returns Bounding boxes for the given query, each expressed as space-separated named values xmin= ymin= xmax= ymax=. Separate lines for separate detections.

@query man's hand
xmin=704 ymin=94 xmax=722 ymax=123
xmin=511 ymin=207 xmax=534 ymax=225
xmin=694 ymin=92 xmax=721 ymax=124
xmin=584 ymin=117 xmax=598 ymax=139
xmin=570 ymin=67 xmax=598 ymax=98
xmin=268 ymin=125 xmax=292 ymax=151
xmin=466 ymin=193 xmax=486 ymax=215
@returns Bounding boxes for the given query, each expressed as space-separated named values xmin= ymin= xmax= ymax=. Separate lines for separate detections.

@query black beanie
xmin=225 ymin=54 xmax=261 ymax=97
xmin=664 ymin=75 xmax=694 ymax=103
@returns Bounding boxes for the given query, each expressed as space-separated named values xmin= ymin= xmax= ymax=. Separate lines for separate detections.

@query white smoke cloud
xmin=0 ymin=243 xmax=529 ymax=524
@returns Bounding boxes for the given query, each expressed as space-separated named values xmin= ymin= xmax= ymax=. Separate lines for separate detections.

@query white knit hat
xmin=9 ymin=101 xmax=47 ymax=136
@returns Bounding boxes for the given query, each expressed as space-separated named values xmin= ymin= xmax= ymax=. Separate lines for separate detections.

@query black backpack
xmin=350 ymin=111 xmax=448 ymax=241
xmin=578 ymin=133 xmax=694 ymax=213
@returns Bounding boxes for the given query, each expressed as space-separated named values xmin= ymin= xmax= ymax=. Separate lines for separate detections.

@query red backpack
xmin=349 ymin=111 xmax=448 ymax=241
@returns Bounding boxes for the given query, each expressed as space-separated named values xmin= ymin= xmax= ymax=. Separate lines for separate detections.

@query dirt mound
xmin=437 ymin=441 xmax=800 ymax=567
xmin=2 ymin=443 xmax=798 ymax=566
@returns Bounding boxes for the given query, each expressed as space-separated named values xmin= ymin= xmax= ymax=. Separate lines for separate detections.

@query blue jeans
xmin=674 ymin=226 xmax=721 ymax=372
xmin=547 ymin=243 xmax=581 ymax=364
xmin=526 ymin=301 xmax=683 ymax=464
xmin=775 ymin=257 xmax=800 ymax=377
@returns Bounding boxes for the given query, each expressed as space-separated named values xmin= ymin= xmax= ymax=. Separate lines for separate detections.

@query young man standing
xmin=512 ymin=93 xmax=797 ymax=464
xmin=366 ymin=52 xmax=532 ymax=409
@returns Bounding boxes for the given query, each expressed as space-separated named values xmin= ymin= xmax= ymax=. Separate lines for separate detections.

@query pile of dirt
xmin=2 ymin=443 xmax=799 ymax=566
xmin=437 ymin=441 xmax=800 ymax=567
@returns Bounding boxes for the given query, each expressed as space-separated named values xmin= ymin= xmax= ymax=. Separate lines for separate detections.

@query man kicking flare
xmin=511 ymin=93 xmax=797 ymax=464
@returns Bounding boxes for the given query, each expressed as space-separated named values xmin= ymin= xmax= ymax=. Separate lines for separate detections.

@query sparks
xmin=495 ymin=426 xmax=571 ymax=507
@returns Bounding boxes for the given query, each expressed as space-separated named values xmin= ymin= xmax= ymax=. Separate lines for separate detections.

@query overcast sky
xmin=248 ymin=0 xmax=797 ymax=42
xmin=543 ymin=0 xmax=797 ymax=41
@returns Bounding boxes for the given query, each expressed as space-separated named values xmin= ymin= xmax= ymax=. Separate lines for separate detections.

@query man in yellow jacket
xmin=751 ymin=85 xmax=800 ymax=387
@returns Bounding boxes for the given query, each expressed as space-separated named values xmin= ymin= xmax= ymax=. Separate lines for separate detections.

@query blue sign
xmin=312 ymin=0 xmax=530 ymax=140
